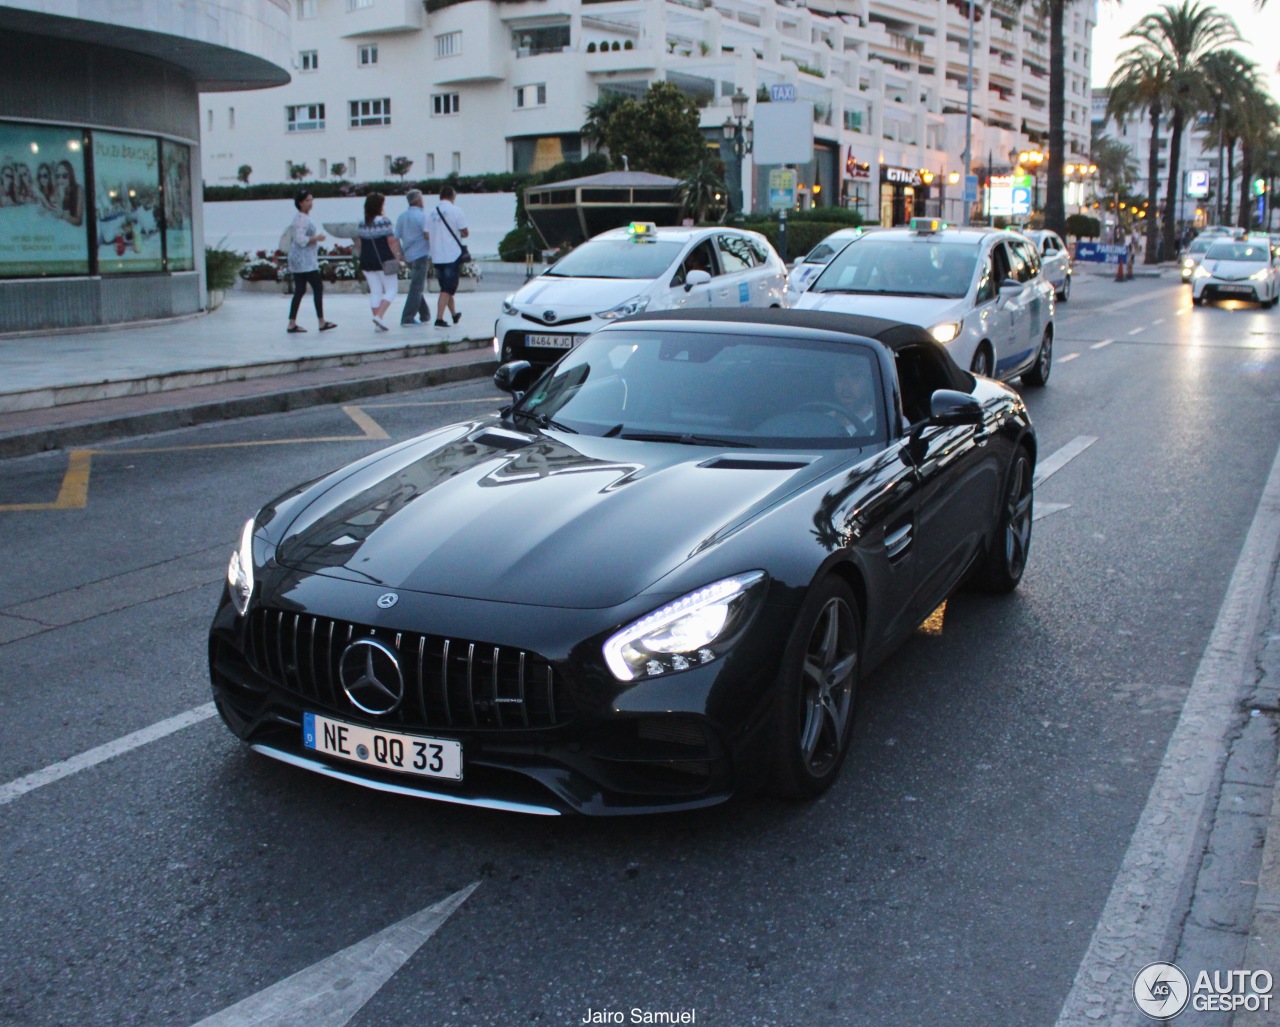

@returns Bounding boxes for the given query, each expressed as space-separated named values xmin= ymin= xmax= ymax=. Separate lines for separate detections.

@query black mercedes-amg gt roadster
xmin=209 ymin=309 xmax=1035 ymax=815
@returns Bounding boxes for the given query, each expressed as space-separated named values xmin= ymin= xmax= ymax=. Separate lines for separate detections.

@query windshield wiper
xmin=517 ymin=410 xmax=579 ymax=434
xmin=617 ymin=430 xmax=755 ymax=448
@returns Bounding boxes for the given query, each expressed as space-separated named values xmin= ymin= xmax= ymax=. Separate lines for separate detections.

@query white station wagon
xmin=493 ymin=222 xmax=788 ymax=369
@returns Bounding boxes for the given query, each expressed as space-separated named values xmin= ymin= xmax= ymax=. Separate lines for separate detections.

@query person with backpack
xmin=285 ymin=189 xmax=336 ymax=334
xmin=426 ymin=185 xmax=469 ymax=328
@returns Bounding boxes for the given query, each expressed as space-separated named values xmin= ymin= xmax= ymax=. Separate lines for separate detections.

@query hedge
xmin=205 ymin=170 xmax=529 ymax=203
xmin=745 ymin=220 xmax=861 ymax=261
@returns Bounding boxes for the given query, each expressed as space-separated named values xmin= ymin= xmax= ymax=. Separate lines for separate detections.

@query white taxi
xmin=493 ymin=222 xmax=788 ymax=369
xmin=795 ymin=218 xmax=1056 ymax=385
xmin=1191 ymin=238 xmax=1279 ymax=306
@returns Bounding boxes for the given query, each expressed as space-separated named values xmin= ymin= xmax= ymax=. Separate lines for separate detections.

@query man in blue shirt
xmin=395 ymin=189 xmax=431 ymax=326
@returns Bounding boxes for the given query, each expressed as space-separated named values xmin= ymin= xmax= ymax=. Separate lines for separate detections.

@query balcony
xmin=340 ymin=0 xmax=423 ymax=37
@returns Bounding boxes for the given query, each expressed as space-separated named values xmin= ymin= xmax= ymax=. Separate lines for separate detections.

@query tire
xmin=1056 ymin=274 xmax=1070 ymax=302
xmin=971 ymin=448 xmax=1034 ymax=594
xmin=969 ymin=344 xmax=993 ymax=378
xmin=769 ymin=577 xmax=861 ymax=799
xmin=1021 ymin=328 xmax=1052 ymax=387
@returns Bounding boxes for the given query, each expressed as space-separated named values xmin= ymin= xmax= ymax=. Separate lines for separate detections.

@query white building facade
xmin=201 ymin=0 xmax=1096 ymax=226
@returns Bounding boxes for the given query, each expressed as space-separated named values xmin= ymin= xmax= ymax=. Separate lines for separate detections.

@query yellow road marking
xmin=0 ymin=450 xmax=92 ymax=511
xmin=917 ymin=600 xmax=947 ymax=636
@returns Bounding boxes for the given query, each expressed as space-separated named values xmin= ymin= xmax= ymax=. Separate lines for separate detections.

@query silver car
xmin=1021 ymin=229 xmax=1072 ymax=302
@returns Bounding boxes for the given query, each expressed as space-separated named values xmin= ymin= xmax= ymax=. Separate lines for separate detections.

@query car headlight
xmin=1249 ymin=269 xmax=1269 ymax=281
xmin=501 ymin=295 xmax=519 ymax=316
xmin=929 ymin=321 xmax=962 ymax=344
xmin=226 ymin=518 xmax=256 ymax=617
xmin=596 ymin=296 xmax=649 ymax=320
xmin=603 ymin=571 xmax=767 ymax=682
xmin=1193 ymin=266 xmax=1212 ymax=279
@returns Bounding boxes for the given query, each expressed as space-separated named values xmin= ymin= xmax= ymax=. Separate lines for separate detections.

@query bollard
xmin=1115 ymin=255 xmax=1126 ymax=282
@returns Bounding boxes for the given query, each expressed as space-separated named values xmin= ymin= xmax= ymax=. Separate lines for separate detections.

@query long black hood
xmin=271 ymin=420 xmax=832 ymax=609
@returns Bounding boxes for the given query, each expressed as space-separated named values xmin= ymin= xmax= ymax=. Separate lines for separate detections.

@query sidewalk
xmin=0 ymin=286 xmax=507 ymax=460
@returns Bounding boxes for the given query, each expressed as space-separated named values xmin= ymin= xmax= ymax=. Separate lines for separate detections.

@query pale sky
xmin=1090 ymin=0 xmax=1280 ymax=102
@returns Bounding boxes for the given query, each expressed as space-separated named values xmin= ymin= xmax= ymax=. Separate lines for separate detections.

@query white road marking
xmin=1058 ymin=352 xmax=1080 ymax=363
xmin=1090 ymin=339 xmax=1114 ymax=350
xmin=1033 ymin=436 xmax=1097 ymax=489
xmin=1152 ymin=318 xmax=1165 ymax=325
xmin=1032 ymin=501 xmax=1071 ymax=522
xmin=1054 ymin=434 xmax=1280 ymax=1025
xmin=191 ymin=882 xmax=481 ymax=1027
xmin=0 ymin=702 xmax=217 ymax=806
xmin=1127 ymin=327 xmax=1144 ymax=335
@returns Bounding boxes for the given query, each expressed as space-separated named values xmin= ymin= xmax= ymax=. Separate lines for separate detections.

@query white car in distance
xmin=1191 ymin=238 xmax=1279 ymax=307
xmin=493 ymin=222 xmax=788 ymax=370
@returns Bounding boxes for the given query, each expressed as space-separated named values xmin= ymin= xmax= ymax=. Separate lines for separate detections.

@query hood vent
xmin=701 ymin=457 xmax=811 ymax=471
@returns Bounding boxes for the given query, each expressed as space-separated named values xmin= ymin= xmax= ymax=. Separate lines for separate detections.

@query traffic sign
xmin=769 ymin=84 xmax=796 ymax=103
xmin=768 ymin=168 xmax=796 ymax=211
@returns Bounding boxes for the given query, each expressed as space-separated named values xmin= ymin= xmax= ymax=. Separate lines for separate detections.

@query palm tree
xmin=1092 ymin=132 xmax=1139 ymax=235
xmin=1235 ymin=90 xmax=1280 ymax=229
xmin=1107 ymin=46 xmax=1169 ymax=261
xmin=579 ymin=90 xmax=630 ymax=154
xmin=677 ymin=154 xmax=729 ymax=223
xmin=1113 ymin=2 xmax=1240 ymax=260
xmin=1195 ymin=50 xmax=1259 ymax=226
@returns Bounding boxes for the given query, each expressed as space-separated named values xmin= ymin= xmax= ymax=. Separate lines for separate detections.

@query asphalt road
xmin=2 ymin=273 xmax=1279 ymax=1026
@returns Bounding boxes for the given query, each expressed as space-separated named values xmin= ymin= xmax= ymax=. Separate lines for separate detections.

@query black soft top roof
xmin=622 ymin=308 xmax=972 ymax=390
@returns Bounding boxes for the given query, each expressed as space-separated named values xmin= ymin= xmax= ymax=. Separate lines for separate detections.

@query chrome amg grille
xmin=246 ymin=609 xmax=561 ymax=729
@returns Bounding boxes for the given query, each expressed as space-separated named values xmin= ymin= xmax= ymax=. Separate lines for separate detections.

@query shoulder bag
xmin=436 ymin=207 xmax=470 ymax=263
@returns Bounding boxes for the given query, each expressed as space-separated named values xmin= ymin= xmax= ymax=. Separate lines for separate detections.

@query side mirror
xmin=494 ymin=360 xmax=534 ymax=398
xmin=684 ymin=269 xmax=712 ymax=290
xmin=928 ymin=389 xmax=983 ymax=426
xmin=999 ymin=276 xmax=1023 ymax=291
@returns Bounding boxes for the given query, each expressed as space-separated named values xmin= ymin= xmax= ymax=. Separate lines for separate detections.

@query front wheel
xmin=1021 ymin=328 xmax=1052 ymax=387
xmin=969 ymin=344 xmax=993 ymax=378
xmin=971 ymin=448 xmax=1033 ymax=593
xmin=1057 ymin=274 xmax=1071 ymax=302
xmin=769 ymin=578 xmax=861 ymax=799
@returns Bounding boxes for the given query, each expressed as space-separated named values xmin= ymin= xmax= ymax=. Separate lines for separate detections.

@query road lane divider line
xmin=1090 ymin=339 xmax=1115 ymax=350
xmin=1057 ymin=352 xmax=1080 ymax=363
xmin=190 ymin=881 xmax=481 ymax=1027
xmin=1033 ymin=436 xmax=1097 ymax=489
xmin=1033 ymin=501 xmax=1071 ymax=522
xmin=1127 ymin=327 xmax=1145 ymax=335
xmin=1152 ymin=318 xmax=1166 ymax=325
xmin=0 ymin=702 xmax=217 ymax=806
xmin=1054 ymin=432 xmax=1280 ymax=1026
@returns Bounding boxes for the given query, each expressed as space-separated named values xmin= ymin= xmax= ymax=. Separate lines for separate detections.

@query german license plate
xmin=303 ymin=712 xmax=462 ymax=781
xmin=526 ymin=333 xmax=577 ymax=349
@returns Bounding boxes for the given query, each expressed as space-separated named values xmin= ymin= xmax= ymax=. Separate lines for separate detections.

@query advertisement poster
xmin=162 ymin=139 xmax=194 ymax=271
xmin=0 ymin=121 xmax=89 ymax=277
xmin=94 ymin=131 xmax=162 ymax=273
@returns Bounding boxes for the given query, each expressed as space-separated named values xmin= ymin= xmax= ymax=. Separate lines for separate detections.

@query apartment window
xmin=452 ymin=151 xmax=461 ymax=173
xmin=512 ymin=25 xmax=570 ymax=55
xmin=319 ymin=158 xmax=328 ymax=177
xmin=436 ymin=31 xmax=462 ymax=58
xmin=286 ymin=103 xmax=326 ymax=132
xmin=347 ymin=0 xmax=373 ymax=10
xmin=349 ymin=98 xmax=391 ymax=127
xmin=206 ymin=109 xmax=213 ymax=131
xmin=383 ymin=155 xmax=393 ymax=175
xmin=348 ymin=157 xmax=357 ymax=177
xmin=300 ymin=49 xmax=318 ymax=71
xmin=228 ymin=107 xmax=236 ymax=129
xmin=432 ymin=93 xmax=460 ymax=116
xmin=297 ymin=0 xmax=316 ymax=19
xmin=515 ymin=84 xmax=547 ymax=109
xmin=359 ymin=44 xmax=378 ymax=66
xmin=425 ymin=153 xmax=435 ymax=174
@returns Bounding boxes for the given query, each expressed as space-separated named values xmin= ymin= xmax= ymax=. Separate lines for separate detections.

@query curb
xmin=0 ymin=352 xmax=499 ymax=461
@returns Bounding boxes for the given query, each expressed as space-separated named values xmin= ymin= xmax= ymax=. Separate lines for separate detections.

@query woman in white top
xmin=286 ymin=190 xmax=336 ymax=333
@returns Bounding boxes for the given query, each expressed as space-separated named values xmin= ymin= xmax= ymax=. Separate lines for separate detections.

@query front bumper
xmin=493 ymin=314 xmax=596 ymax=370
xmin=208 ymin=583 xmax=788 ymax=815
xmin=1194 ymin=279 xmax=1265 ymax=302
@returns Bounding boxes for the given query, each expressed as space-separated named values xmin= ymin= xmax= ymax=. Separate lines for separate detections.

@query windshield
xmin=544 ymin=239 xmax=685 ymax=280
xmin=512 ymin=329 xmax=886 ymax=449
xmin=1205 ymin=242 xmax=1269 ymax=263
xmin=811 ymin=237 xmax=979 ymax=298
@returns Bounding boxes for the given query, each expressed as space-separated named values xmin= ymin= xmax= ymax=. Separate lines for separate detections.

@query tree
xmin=1112 ymin=2 xmax=1241 ymax=259
xmin=1234 ymin=90 xmax=1280 ymax=229
xmin=389 ymin=156 xmax=413 ymax=181
xmin=1092 ymin=132 xmax=1139 ymax=233
xmin=600 ymin=82 xmax=704 ymax=178
xmin=236 ymin=164 xmax=252 ymax=185
xmin=287 ymin=162 xmax=311 ymax=182
xmin=330 ymin=162 xmax=347 ymax=181
xmin=677 ymin=153 xmax=729 ymax=223
xmin=1195 ymin=50 xmax=1259 ymax=226
xmin=579 ymin=90 xmax=631 ymax=154
xmin=1107 ymin=46 xmax=1168 ymax=261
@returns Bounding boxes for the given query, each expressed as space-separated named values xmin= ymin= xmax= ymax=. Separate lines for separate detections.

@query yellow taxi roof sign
xmin=909 ymin=217 xmax=942 ymax=234
xmin=627 ymin=221 xmax=658 ymax=240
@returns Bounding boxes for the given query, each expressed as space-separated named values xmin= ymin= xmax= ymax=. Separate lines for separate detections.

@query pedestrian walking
xmin=285 ymin=189 xmax=337 ymax=334
xmin=356 ymin=192 xmax=403 ymax=332
xmin=394 ymin=189 xmax=432 ymax=326
xmin=427 ymin=184 xmax=469 ymax=328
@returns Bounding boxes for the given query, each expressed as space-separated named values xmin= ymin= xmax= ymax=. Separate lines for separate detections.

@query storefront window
xmin=162 ymin=140 xmax=194 ymax=271
xmin=94 ymin=131 xmax=163 ymax=273
xmin=0 ymin=122 xmax=89 ymax=277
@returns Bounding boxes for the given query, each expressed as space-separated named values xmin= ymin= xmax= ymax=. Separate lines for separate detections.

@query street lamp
xmin=721 ymin=88 xmax=753 ymax=216
xmin=1063 ymin=163 xmax=1098 ymax=215
xmin=1017 ymin=149 xmax=1046 ymax=213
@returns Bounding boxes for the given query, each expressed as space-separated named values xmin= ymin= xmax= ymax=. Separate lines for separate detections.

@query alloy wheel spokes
xmin=800 ymin=599 xmax=856 ymax=770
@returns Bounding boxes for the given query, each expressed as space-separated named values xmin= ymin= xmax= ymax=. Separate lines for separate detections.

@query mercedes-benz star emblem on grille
xmin=376 ymin=592 xmax=399 ymax=609
xmin=543 ymin=310 xmax=557 ymax=323
xmin=338 ymin=638 xmax=404 ymax=716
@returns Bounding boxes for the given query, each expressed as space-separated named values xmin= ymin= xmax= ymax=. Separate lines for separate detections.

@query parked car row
xmin=495 ymin=219 xmax=1060 ymax=388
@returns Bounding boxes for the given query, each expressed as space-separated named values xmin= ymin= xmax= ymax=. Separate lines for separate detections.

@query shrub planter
xmin=206 ymin=289 xmax=225 ymax=310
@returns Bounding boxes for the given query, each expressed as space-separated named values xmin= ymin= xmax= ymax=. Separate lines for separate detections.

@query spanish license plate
xmin=526 ymin=333 xmax=577 ymax=349
xmin=1220 ymin=285 xmax=1250 ymax=294
xmin=303 ymin=712 xmax=462 ymax=781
